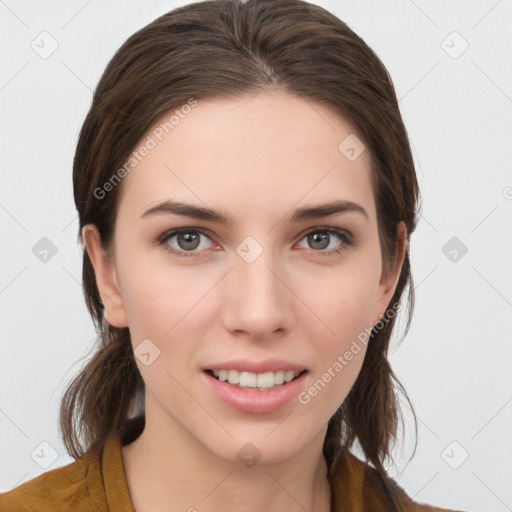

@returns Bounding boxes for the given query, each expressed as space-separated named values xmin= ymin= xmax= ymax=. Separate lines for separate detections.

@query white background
xmin=1 ymin=1 xmax=511 ymax=511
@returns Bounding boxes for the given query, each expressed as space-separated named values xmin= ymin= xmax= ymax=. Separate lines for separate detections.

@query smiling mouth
xmin=204 ymin=369 xmax=307 ymax=391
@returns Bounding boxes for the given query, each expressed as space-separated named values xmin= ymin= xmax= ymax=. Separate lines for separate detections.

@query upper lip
xmin=203 ymin=359 xmax=308 ymax=374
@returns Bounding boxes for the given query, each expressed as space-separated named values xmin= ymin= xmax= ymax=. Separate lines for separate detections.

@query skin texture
xmin=83 ymin=90 xmax=407 ymax=512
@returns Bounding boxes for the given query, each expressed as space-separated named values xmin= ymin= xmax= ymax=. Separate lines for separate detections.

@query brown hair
xmin=61 ymin=0 xmax=419 ymax=508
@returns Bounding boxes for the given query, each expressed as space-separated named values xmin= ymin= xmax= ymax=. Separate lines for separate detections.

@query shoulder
xmin=0 ymin=449 xmax=107 ymax=512
xmin=330 ymin=449 xmax=466 ymax=512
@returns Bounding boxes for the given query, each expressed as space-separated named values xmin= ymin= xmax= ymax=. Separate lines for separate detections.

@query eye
xmin=296 ymin=227 xmax=352 ymax=257
xmin=157 ymin=226 xmax=352 ymax=258
xmin=158 ymin=228 xmax=215 ymax=258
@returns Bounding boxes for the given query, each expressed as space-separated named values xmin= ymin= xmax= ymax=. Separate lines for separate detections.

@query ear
xmin=372 ymin=221 xmax=408 ymax=325
xmin=82 ymin=224 xmax=128 ymax=328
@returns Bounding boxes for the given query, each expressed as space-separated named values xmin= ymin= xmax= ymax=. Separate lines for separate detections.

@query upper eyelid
xmin=301 ymin=226 xmax=351 ymax=238
xmin=157 ymin=226 xmax=214 ymax=245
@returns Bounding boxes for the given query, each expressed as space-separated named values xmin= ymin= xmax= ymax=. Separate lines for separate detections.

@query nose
xmin=222 ymin=248 xmax=293 ymax=341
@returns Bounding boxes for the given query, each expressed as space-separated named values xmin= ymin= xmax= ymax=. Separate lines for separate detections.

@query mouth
xmin=202 ymin=363 xmax=310 ymax=414
xmin=204 ymin=369 xmax=308 ymax=391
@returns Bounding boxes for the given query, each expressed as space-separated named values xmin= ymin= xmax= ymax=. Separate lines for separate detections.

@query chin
xmin=209 ymin=426 xmax=316 ymax=467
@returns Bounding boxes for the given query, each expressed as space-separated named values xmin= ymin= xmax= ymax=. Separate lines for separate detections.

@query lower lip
xmin=202 ymin=371 xmax=308 ymax=414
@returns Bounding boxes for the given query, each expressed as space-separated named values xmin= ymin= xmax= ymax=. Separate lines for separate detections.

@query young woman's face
xmin=86 ymin=91 xmax=403 ymax=465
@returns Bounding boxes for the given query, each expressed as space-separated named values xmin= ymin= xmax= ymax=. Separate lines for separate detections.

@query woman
xmin=0 ymin=0 xmax=466 ymax=511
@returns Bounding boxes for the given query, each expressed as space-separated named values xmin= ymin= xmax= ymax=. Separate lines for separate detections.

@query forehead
xmin=116 ymin=91 xmax=376 ymax=225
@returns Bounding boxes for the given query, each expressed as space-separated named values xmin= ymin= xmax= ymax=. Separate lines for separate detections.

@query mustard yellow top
xmin=0 ymin=436 xmax=132 ymax=512
xmin=0 ymin=434 xmax=463 ymax=512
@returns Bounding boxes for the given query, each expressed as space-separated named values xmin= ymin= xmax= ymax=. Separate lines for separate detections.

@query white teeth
xmin=256 ymin=371 xmax=275 ymax=388
xmin=239 ymin=371 xmax=257 ymax=387
xmin=209 ymin=369 xmax=302 ymax=389
xmin=284 ymin=370 xmax=295 ymax=383
xmin=227 ymin=370 xmax=240 ymax=385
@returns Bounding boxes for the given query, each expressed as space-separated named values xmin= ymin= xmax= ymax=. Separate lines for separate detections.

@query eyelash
xmin=156 ymin=226 xmax=352 ymax=259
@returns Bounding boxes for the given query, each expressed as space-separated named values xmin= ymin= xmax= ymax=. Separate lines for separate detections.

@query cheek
xmin=296 ymin=269 xmax=377 ymax=411
xmin=115 ymin=245 xmax=207 ymax=338
xmin=297 ymin=292 xmax=370 ymax=419
xmin=114 ymin=250 xmax=221 ymax=393
xmin=310 ymin=267 xmax=380 ymax=343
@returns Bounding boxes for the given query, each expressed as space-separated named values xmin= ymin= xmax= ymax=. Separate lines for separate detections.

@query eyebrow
xmin=141 ymin=199 xmax=368 ymax=225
